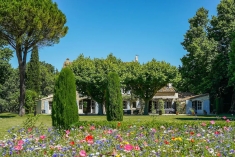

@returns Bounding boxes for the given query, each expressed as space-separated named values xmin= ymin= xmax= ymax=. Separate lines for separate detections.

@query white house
xmin=185 ymin=94 xmax=210 ymax=115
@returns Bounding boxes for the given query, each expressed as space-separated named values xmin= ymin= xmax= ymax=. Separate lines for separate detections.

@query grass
xmin=0 ymin=112 xmax=234 ymax=139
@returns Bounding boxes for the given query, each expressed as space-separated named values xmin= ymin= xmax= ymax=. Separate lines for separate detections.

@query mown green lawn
xmin=0 ymin=112 xmax=234 ymax=139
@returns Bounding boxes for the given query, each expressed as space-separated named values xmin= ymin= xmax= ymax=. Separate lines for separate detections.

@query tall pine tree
xmin=26 ymin=46 xmax=40 ymax=94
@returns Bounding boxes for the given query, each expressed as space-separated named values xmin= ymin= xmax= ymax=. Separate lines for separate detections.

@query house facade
xmin=37 ymin=84 xmax=186 ymax=115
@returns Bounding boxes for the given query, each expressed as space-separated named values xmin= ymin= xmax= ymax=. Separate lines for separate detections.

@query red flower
xmin=190 ymin=132 xmax=194 ymax=135
xmin=85 ymin=135 xmax=93 ymax=142
xmin=70 ymin=141 xmax=75 ymax=146
xmin=164 ymin=140 xmax=170 ymax=144
xmin=215 ymin=131 xmax=220 ymax=135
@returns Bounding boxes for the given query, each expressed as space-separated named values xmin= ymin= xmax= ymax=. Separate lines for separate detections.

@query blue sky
xmin=10 ymin=0 xmax=221 ymax=70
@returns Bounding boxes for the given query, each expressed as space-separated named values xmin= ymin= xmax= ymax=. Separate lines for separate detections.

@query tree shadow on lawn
xmin=0 ymin=113 xmax=17 ymax=118
xmin=175 ymin=115 xmax=235 ymax=121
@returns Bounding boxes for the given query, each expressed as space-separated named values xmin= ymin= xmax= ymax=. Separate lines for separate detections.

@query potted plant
xmin=158 ymin=99 xmax=165 ymax=115
xmin=175 ymin=101 xmax=180 ymax=115
xmin=83 ymin=101 xmax=88 ymax=115
xmin=190 ymin=108 xmax=195 ymax=116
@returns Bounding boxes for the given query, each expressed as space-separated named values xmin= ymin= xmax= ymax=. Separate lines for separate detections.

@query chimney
xmin=63 ymin=58 xmax=71 ymax=68
xmin=135 ymin=55 xmax=138 ymax=62
xmin=167 ymin=83 xmax=172 ymax=88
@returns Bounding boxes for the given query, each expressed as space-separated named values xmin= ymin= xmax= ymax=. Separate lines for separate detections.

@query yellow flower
xmin=116 ymin=154 xmax=120 ymax=157
xmin=121 ymin=141 xmax=129 ymax=145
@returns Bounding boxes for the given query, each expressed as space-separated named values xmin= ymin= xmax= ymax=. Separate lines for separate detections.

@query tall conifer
xmin=52 ymin=67 xmax=78 ymax=129
xmin=105 ymin=72 xmax=123 ymax=121
xmin=26 ymin=46 xmax=40 ymax=94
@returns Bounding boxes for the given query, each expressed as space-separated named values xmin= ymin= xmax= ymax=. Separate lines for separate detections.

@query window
xmin=166 ymin=101 xmax=172 ymax=108
xmin=132 ymin=102 xmax=136 ymax=108
xmin=79 ymin=101 xmax=83 ymax=109
xmin=123 ymin=101 xmax=127 ymax=109
xmin=49 ymin=101 xmax=53 ymax=110
xmin=91 ymin=101 xmax=95 ymax=109
xmin=192 ymin=101 xmax=202 ymax=110
xmin=153 ymin=101 xmax=157 ymax=109
xmin=197 ymin=101 xmax=202 ymax=110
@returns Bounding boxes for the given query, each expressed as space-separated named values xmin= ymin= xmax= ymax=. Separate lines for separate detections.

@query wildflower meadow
xmin=0 ymin=115 xmax=235 ymax=157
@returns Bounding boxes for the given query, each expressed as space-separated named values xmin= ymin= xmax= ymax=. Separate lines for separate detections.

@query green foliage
xmin=39 ymin=61 xmax=56 ymax=97
xmin=124 ymin=59 xmax=178 ymax=115
xmin=71 ymin=54 xmax=122 ymax=115
xmin=175 ymin=101 xmax=180 ymax=112
xmin=228 ymin=34 xmax=235 ymax=87
xmin=22 ymin=114 xmax=39 ymax=129
xmin=52 ymin=67 xmax=78 ymax=129
xmin=105 ymin=72 xmax=123 ymax=121
xmin=26 ymin=46 xmax=40 ymax=94
xmin=208 ymin=0 xmax=235 ymax=99
xmin=0 ymin=0 xmax=68 ymax=116
xmin=180 ymin=8 xmax=217 ymax=94
xmin=0 ymin=40 xmax=19 ymax=113
xmin=158 ymin=99 xmax=165 ymax=114
xmin=25 ymin=90 xmax=37 ymax=114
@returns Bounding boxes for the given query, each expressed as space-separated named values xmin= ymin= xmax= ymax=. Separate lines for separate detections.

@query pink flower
xmin=87 ymin=139 xmax=94 ymax=144
xmin=79 ymin=126 xmax=84 ymax=129
xmin=223 ymin=126 xmax=229 ymax=131
xmin=65 ymin=130 xmax=70 ymax=135
xmin=134 ymin=145 xmax=140 ymax=151
xmin=40 ymin=135 xmax=46 ymax=140
xmin=17 ymin=140 xmax=24 ymax=146
xmin=79 ymin=150 xmax=87 ymax=157
xmin=201 ymin=122 xmax=207 ymax=126
xmin=223 ymin=116 xmax=227 ymax=120
xmin=14 ymin=145 xmax=23 ymax=151
xmin=90 ymin=126 xmax=95 ymax=130
xmin=226 ymin=119 xmax=230 ymax=123
xmin=210 ymin=120 xmax=215 ymax=125
xmin=107 ymin=129 xmax=113 ymax=134
xmin=197 ymin=133 xmax=201 ymax=137
xmin=124 ymin=144 xmax=134 ymax=151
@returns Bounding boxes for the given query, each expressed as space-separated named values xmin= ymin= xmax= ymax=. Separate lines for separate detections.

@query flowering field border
xmin=0 ymin=116 xmax=235 ymax=157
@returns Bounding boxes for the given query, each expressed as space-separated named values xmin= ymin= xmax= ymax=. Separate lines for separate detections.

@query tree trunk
xmin=98 ymin=103 xmax=103 ymax=115
xmin=143 ymin=99 xmax=149 ymax=115
xmin=16 ymin=46 xmax=27 ymax=117
xmin=19 ymin=62 xmax=26 ymax=116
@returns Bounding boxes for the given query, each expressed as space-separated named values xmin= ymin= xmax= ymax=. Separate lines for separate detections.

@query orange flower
xmin=190 ymin=139 xmax=195 ymax=143
xmin=117 ymin=122 xmax=121 ymax=127
xmin=190 ymin=132 xmax=194 ymax=135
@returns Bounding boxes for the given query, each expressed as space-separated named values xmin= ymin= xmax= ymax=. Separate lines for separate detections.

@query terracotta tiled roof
xmin=157 ymin=86 xmax=175 ymax=93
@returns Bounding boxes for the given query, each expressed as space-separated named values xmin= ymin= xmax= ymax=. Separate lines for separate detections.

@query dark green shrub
xmin=25 ymin=90 xmax=37 ymax=114
xmin=105 ymin=72 xmax=123 ymax=121
xmin=52 ymin=67 xmax=78 ymax=129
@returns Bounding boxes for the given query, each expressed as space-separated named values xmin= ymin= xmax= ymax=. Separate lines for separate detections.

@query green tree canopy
xmin=71 ymin=54 xmax=122 ymax=115
xmin=124 ymin=59 xmax=178 ymax=115
xmin=0 ymin=0 xmax=68 ymax=116
xmin=180 ymin=7 xmax=218 ymax=94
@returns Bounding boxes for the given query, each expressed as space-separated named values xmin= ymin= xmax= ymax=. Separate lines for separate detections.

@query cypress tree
xmin=26 ymin=46 xmax=40 ymax=94
xmin=105 ymin=72 xmax=123 ymax=121
xmin=52 ymin=67 xmax=78 ymax=129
